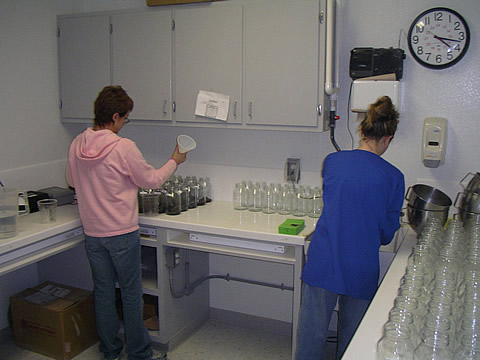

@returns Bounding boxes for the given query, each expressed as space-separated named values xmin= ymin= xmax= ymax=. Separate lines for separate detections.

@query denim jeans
xmin=85 ymin=230 xmax=153 ymax=360
xmin=295 ymin=283 xmax=370 ymax=360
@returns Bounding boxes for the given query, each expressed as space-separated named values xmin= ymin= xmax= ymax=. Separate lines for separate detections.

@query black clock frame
xmin=407 ymin=7 xmax=470 ymax=70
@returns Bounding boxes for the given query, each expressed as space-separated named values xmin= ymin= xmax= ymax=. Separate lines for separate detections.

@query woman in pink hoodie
xmin=66 ymin=86 xmax=186 ymax=360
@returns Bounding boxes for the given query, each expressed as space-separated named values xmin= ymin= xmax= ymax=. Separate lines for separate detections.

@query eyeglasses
xmin=124 ymin=117 xmax=130 ymax=124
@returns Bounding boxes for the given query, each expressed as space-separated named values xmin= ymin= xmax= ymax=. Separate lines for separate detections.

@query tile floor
xmin=1 ymin=319 xmax=337 ymax=360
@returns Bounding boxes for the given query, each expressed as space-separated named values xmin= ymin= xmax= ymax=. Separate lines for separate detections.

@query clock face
xmin=408 ymin=7 xmax=470 ymax=69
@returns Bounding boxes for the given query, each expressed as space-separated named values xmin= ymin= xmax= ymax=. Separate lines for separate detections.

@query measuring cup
xmin=0 ymin=188 xmax=29 ymax=239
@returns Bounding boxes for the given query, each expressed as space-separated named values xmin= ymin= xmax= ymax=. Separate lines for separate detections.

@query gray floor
xmin=1 ymin=319 xmax=337 ymax=359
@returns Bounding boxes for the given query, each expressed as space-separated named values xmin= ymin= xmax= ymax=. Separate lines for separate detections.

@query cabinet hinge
xmin=319 ymin=11 xmax=324 ymax=24
xmin=172 ymin=19 xmax=175 ymax=31
xmin=109 ymin=23 xmax=113 ymax=34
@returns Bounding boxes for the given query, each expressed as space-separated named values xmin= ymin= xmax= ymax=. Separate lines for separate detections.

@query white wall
xmin=1 ymin=0 xmax=480 ymax=327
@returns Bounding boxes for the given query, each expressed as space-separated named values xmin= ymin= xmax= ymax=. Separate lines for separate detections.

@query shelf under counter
xmin=165 ymin=230 xmax=297 ymax=265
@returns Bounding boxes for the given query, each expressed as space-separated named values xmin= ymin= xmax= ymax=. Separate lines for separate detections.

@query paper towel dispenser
xmin=349 ymin=47 xmax=405 ymax=80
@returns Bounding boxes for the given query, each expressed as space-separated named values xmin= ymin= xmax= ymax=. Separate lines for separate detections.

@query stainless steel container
xmin=405 ymin=184 xmax=452 ymax=211
xmin=406 ymin=205 xmax=449 ymax=235
xmin=460 ymin=172 xmax=480 ymax=194
xmin=455 ymin=190 xmax=480 ymax=214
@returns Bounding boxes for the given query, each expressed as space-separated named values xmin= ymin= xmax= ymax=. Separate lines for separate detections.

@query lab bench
xmin=0 ymin=201 xmax=404 ymax=359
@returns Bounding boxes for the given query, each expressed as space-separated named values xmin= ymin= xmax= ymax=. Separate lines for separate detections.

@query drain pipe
xmin=169 ymin=269 xmax=293 ymax=299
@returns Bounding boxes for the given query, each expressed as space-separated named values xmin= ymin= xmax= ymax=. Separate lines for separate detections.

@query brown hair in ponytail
xmin=360 ymin=96 xmax=399 ymax=141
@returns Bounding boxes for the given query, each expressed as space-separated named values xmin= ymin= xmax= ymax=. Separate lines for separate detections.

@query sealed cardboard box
xmin=10 ymin=282 xmax=98 ymax=360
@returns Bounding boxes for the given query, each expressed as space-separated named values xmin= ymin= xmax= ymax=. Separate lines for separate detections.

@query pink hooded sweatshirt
xmin=66 ymin=128 xmax=177 ymax=237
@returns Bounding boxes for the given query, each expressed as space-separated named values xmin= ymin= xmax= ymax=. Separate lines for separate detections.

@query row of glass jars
xmin=377 ymin=218 xmax=480 ymax=359
xmin=138 ymin=175 xmax=211 ymax=216
xmin=233 ymin=181 xmax=323 ymax=218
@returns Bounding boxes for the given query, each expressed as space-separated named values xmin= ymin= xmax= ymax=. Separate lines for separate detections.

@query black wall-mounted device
xmin=349 ymin=47 xmax=406 ymax=80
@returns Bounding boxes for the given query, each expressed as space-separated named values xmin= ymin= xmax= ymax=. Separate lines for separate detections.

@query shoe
xmin=151 ymin=349 xmax=168 ymax=360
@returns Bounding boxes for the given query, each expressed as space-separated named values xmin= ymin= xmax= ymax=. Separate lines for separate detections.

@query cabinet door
xmin=174 ymin=5 xmax=242 ymax=124
xmin=111 ymin=11 xmax=172 ymax=121
xmin=58 ymin=15 xmax=110 ymax=120
xmin=244 ymin=1 xmax=322 ymax=128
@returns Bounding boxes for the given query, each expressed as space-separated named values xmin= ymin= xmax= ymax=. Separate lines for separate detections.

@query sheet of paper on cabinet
xmin=194 ymin=90 xmax=230 ymax=121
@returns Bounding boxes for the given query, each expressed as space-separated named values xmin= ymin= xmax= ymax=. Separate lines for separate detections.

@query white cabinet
xmin=173 ymin=5 xmax=243 ymax=125
xmin=58 ymin=15 xmax=110 ymax=120
xmin=244 ymin=1 xmax=325 ymax=129
xmin=57 ymin=1 xmax=328 ymax=131
xmin=111 ymin=11 xmax=172 ymax=121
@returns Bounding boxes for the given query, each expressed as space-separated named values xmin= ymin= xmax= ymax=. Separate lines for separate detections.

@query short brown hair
xmin=93 ymin=86 xmax=134 ymax=127
xmin=360 ymin=96 xmax=399 ymax=141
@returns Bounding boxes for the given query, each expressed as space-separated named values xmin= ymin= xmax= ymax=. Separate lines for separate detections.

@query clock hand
xmin=434 ymin=35 xmax=461 ymax=43
xmin=433 ymin=35 xmax=451 ymax=48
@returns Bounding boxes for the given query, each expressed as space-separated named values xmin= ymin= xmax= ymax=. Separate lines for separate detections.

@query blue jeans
xmin=295 ymin=283 xmax=370 ymax=360
xmin=85 ymin=230 xmax=153 ymax=360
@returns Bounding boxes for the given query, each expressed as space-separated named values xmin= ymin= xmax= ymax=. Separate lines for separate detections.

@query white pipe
xmin=324 ymin=0 xmax=337 ymax=97
xmin=334 ymin=0 xmax=342 ymax=90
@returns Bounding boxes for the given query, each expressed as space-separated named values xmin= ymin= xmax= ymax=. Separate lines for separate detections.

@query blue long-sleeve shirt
xmin=302 ymin=149 xmax=405 ymax=300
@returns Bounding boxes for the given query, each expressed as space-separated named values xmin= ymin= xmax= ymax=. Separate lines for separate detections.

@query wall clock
xmin=407 ymin=7 xmax=470 ymax=69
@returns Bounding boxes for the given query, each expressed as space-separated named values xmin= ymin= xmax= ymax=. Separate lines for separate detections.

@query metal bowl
xmin=455 ymin=190 xmax=480 ymax=214
xmin=406 ymin=205 xmax=449 ymax=235
xmin=461 ymin=172 xmax=480 ymax=194
xmin=457 ymin=209 xmax=480 ymax=229
xmin=405 ymin=184 xmax=452 ymax=211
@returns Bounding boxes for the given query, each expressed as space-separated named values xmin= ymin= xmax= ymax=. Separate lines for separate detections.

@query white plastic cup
xmin=176 ymin=135 xmax=196 ymax=153
xmin=38 ymin=199 xmax=58 ymax=223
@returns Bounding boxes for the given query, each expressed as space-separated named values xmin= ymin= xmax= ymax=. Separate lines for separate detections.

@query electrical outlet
xmin=285 ymin=158 xmax=300 ymax=183
xmin=165 ymin=247 xmax=179 ymax=268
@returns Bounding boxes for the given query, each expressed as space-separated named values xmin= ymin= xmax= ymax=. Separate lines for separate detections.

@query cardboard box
xmin=147 ymin=0 xmax=218 ymax=6
xmin=10 ymin=282 xmax=98 ymax=360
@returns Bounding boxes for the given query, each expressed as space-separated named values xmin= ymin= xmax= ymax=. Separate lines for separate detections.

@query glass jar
xmin=376 ymin=323 xmax=414 ymax=360
xmin=233 ymin=183 xmax=248 ymax=211
xmin=308 ymin=186 xmax=323 ymax=218
xmin=249 ymin=182 xmax=263 ymax=212
xmin=165 ymin=185 xmax=181 ymax=215
xmin=413 ymin=329 xmax=452 ymax=360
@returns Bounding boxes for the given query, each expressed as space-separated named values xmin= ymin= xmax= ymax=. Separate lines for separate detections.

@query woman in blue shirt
xmin=295 ymin=96 xmax=405 ymax=360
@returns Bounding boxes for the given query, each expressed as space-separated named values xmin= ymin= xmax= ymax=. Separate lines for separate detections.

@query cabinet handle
xmin=172 ymin=101 xmax=176 ymax=113
xmin=317 ymin=104 xmax=322 ymax=116
xmin=233 ymin=101 xmax=237 ymax=119
xmin=162 ymin=100 xmax=168 ymax=115
xmin=248 ymin=102 xmax=253 ymax=119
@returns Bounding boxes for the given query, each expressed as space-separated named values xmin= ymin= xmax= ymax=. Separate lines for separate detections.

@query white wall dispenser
xmin=350 ymin=80 xmax=400 ymax=113
xmin=421 ymin=117 xmax=447 ymax=168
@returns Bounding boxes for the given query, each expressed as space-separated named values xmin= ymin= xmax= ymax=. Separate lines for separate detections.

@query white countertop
xmin=139 ymin=201 xmax=317 ymax=246
xmin=342 ymin=227 xmax=416 ymax=359
xmin=0 ymin=204 xmax=82 ymax=256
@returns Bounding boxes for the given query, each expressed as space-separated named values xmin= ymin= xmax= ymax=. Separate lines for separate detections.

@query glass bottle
xmin=308 ymin=186 xmax=323 ymax=218
xmin=233 ymin=183 xmax=248 ymax=211
xmin=249 ymin=182 xmax=263 ymax=212
xmin=376 ymin=323 xmax=414 ymax=360
xmin=413 ymin=329 xmax=452 ymax=360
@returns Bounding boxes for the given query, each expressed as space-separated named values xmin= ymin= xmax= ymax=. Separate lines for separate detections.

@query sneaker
xmin=151 ymin=349 xmax=168 ymax=360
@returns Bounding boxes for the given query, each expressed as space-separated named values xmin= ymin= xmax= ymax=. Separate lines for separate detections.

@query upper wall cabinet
xmin=111 ymin=10 xmax=172 ymax=121
xmin=244 ymin=1 xmax=324 ymax=129
xmin=57 ymin=0 xmax=328 ymax=131
xmin=173 ymin=5 xmax=243 ymax=125
xmin=58 ymin=15 xmax=110 ymax=120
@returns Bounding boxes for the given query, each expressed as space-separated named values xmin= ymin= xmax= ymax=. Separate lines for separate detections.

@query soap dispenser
xmin=421 ymin=117 xmax=447 ymax=168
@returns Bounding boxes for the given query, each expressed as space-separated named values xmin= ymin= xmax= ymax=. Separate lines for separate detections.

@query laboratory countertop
xmin=0 ymin=201 xmax=318 ymax=256
xmin=342 ymin=226 xmax=416 ymax=359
